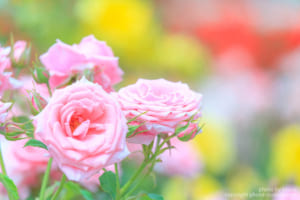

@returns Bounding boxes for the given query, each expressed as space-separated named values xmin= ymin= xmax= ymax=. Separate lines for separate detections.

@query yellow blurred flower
xmin=153 ymin=34 xmax=208 ymax=80
xmin=162 ymin=177 xmax=192 ymax=200
xmin=191 ymin=175 xmax=222 ymax=199
xmin=192 ymin=119 xmax=236 ymax=174
xmin=227 ymin=166 xmax=263 ymax=194
xmin=270 ymin=125 xmax=300 ymax=184
xmin=162 ymin=175 xmax=222 ymax=200
xmin=76 ymin=0 xmax=159 ymax=64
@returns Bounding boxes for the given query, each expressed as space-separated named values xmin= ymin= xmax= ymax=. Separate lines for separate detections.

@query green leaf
xmin=80 ymin=189 xmax=94 ymax=200
xmin=0 ymin=174 xmax=19 ymax=200
xmin=64 ymin=182 xmax=94 ymax=200
xmin=138 ymin=193 xmax=164 ymax=200
xmin=99 ymin=171 xmax=117 ymax=199
xmin=177 ymin=131 xmax=194 ymax=142
xmin=148 ymin=193 xmax=164 ymax=200
xmin=24 ymin=139 xmax=48 ymax=150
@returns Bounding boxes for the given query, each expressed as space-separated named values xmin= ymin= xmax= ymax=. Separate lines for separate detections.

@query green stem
xmin=39 ymin=157 xmax=53 ymax=200
xmin=51 ymin=174 xmax=67 ymax=200
xmin=121 ymin=134 xmax=175 ymax=198
xmin=46 ymin=82 xmax=52 ymax=97
xmin=120 ymin=159 xmax=148 ymax=196
xmin=124 ymin=159 xmax=156 ymax=199
xmin=0 ymin=142 xmax=7 ymax=176
xmin=115 ymin=163 xmax=121 ymax=200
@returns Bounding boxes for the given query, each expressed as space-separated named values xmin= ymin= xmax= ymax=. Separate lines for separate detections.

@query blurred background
xmin=1 ymin=0 xmax=300 ymax=199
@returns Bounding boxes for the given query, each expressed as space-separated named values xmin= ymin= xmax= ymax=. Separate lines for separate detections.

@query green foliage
xmin=24 ymin=139 xmax=48 ymax=150
xmin=33 ymin=66 xmax=49 ymax=84
xmin=0 ymin=174 xmax=19 ymax=200
xmin=64 ymin=182 xmax=94 ymax=200
xmin=99 ymin=171 xmax=117 ymax=199
xmin=138 ymin=193 xmax=164 ymax=200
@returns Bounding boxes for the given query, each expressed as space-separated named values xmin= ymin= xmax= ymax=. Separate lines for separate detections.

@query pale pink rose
xmin=35 ymin=78 xmax=129 ymax=181
xmin=0 ymin=43 xmax=24 ymax=95
xmin=273 ymin=186 xmax=300 ymax=200
xmin=116 ymin=79 xmax=202 ymax=144
xmin=40 ymin=35 xmax=123 ymax=92
xmin=0 ymin=136 xmax=58 ymax=200
xmin=0 ymin=71 xmax=22 ymax=95
xmin=0 ymin=99 xmax=11 ymax=123
xmin=0 ymin=46 xmax=11 ymax=70
xmin=0 ymin=40 xmax=27 ymax=68
xmin=154 ymin=138 xmax=202 ymax=177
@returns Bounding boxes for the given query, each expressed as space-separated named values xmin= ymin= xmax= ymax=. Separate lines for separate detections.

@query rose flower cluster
xmin=0 ymin=35 xmax=202 ymax=200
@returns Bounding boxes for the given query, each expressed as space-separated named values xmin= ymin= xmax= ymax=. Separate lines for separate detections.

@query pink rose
xmin=116 ymin=79 xmax=202 ymax=144
xmin=0 ymin=98 xmax=11 ymax=123
xmin=35 ymin=78 xmax=129 ymax=181
xmin=273 ymin=186 xmax=300 ymax=200
xmin=40 ymin=35 xmax=123 ymax=92
xmin=154 ymin=138 xmax=202 ymax=177
xmin=13 ymin=41 xmax=27 ymax=62
xmin=0 ymin=42 xmax=25 ymax=95
xmin=0 ymin=137 xmax=59 ymax=200
xmin=0 ymin=46 xmax=11 ymax=70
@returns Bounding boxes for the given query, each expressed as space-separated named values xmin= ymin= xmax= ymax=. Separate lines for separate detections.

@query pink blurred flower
xmin=0 ymin=42 xmax=25 ymax=95
xmin=35 ymin=78 xmax=129 ymax=181
xmin=0 ymin=137 xmax=58 ymax=200
xmin=19 ymin=76 xmax=50 ymax=99
xmin=116 ymin=79 xmax=202 ymax=144
xmin=40 ymin=35 xmax=123 ymax=92
xmin=273 ymin=186 xmax=300 ymax=200
xmin=202 ymin=50 xmax=271 ymax=123
xmin=154 ymin=138 xmax=201 ymax=177
xmin=0 ymin=99 xmax=11 ymax=123
xmin=13 ymin=41 xmax=27 ymax=62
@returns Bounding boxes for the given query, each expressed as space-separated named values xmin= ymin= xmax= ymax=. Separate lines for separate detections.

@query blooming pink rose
xmin=35 ymin=78 xmax=129 ymax=181
xmin=116 ymin=79 xmax=202 ymax=144
xmin=0 ymin=98 xmax=11 ymax=123
xmin=40 ymin=35 xmax=123 ymax=92
xmin=273 ymin=186 xmax=300 ymax=200
xmin=154 ymin=138 xmax=202 ymax=177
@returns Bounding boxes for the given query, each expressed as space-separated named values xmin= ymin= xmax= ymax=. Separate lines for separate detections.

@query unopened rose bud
xmin=33 ymin=66 xmax=49 ymax=84
xmin=30 ymin=92 xmax=47 ymax=112
xmin=13 ymin=40 xmax=27 ymax=62
xmin=177 ymin=122 xmax=201 ymax=142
